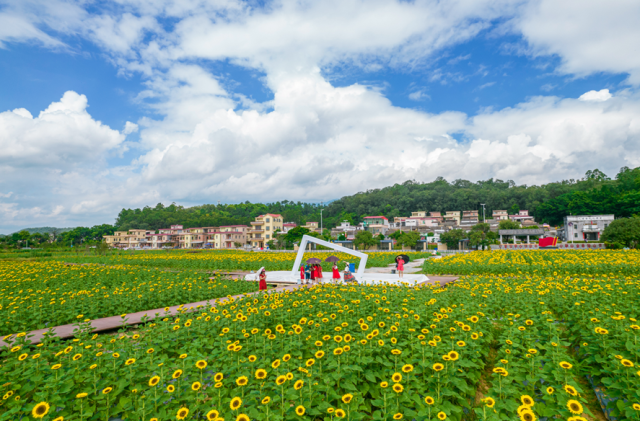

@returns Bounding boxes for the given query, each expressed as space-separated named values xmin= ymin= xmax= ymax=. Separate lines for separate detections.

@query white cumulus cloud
xmin=579 ymin=89 xmax=612 ymax=102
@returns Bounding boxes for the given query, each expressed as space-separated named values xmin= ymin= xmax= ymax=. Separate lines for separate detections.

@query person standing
xmin=304 ymin=264 xmax=311 ymax=283
xmin=332 ymin=263 xmax=341 ymax=283
xmin=310 ymin=264 xmax=316 ymax=283
xmin=396 ymin=257 xmax=404 ymax=279
xmin=317 ymin=264 xmax=323 ymax=283
xmin=258 ymin=268 xmax=267 ymax=291
xmin=300 ymin=265 xmax=305 ymax=284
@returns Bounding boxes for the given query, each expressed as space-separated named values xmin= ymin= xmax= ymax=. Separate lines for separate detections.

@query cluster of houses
xmin=330 ymin=210 xmax=538 ymax=242
xmin=104 ymin=213 xmax=320 ymax=249
xmin=104 ymin=209 xmax=614 ymax=250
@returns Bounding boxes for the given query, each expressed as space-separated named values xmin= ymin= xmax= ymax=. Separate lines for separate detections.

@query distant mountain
xmin=13 ymin=227 xmax=75 ymax=235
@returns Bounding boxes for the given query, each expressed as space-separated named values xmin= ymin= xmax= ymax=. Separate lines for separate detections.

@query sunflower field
xmin=423 ymin=249 xmax=640 ymax=277
xmin=3 ymin=271 xmax=638 ymax=421
xmin=0 ymin=261 xmax=258 ymax=336
xmin=57 ymin=250 xmax=432 ymax=272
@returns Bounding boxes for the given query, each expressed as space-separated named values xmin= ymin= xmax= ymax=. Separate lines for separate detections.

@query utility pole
xmin=320 ymin=202 xmax=324 ymax=233
xmin=480 ymin=204 xmax=486 ymax=224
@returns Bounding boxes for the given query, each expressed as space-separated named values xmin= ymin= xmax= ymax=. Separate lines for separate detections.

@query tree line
xmin=3 ymin=166 xmax=638 ymax=248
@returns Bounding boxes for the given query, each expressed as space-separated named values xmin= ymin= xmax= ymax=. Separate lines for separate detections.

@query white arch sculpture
xmin=290 ymin=235 xmax=368 ymax=277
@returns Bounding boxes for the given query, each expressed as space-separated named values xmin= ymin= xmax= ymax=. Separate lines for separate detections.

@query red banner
xmin=539 ymin=237 xmax=557 ymax=247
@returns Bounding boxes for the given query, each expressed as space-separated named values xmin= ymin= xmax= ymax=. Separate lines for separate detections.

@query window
xmin=266 ymin=234 xmax=270 ymax=239
xmin=266 ymin=226 xmax=270 ymax=231
xmin=266 ymin=218 xmax=270 ymax=222
xmin=574 ymin=233 xmax=578 ymax=238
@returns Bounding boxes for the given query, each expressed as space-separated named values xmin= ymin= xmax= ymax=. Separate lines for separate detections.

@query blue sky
xmin=0 ymin=0 xmax=639 ymax=232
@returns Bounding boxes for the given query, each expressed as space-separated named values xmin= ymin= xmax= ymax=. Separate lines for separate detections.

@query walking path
xmin=0 ymin=274 xmax=457 ymax=349
xmin=0 ymin=284 xmax=302 ymax=348
xmin=364 ymin=258 xmax=427 ymax=274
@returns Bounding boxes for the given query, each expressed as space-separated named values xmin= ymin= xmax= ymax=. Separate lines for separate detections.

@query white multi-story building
xmin=562 ymin=215 xmax=614 ymax=241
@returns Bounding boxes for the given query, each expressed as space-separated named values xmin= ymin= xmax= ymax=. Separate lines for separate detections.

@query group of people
xmin=255 ymin=256 xmax=405 ymax=291
xmin=299 ymin=262 xmax=355 ymax=284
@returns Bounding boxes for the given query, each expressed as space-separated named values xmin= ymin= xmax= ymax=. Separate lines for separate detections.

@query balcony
xmin=582 ymin=225 xmax=601 ymax=232
xmin=251 ymin=221 xmax=265 ymax=225
xmin=250 ymin=229 xmax=264 ymax=234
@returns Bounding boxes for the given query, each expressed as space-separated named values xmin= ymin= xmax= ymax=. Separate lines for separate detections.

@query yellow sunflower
xmin=31 ymin=402 xmax=50 ymax=419
xmin=230 ymin=397 xmax=242 ymax=410
xmin=401 ymin=364 xmax=414 ymax=373
xmin=176 ymin=407 xmax=189 ymax=420
xmin=567 ymin=400 xmax=583 ymax=415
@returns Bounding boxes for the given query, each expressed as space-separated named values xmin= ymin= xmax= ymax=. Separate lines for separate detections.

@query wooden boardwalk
xmin=0 ymin=276 xmax=457 ymax=348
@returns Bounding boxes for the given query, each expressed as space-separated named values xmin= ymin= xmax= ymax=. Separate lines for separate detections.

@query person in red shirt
xmin=258 ymin=268 xmax=267 ymax=290
xmin=317 ymin=264 xmax=323 ymax=283
xmin=396 ymin=257 xmax=404 ymax=279
xmin=332 ymin=263 xmax=340 ymax=283
xmin=300 ymin=265 xmax=305 ymax=284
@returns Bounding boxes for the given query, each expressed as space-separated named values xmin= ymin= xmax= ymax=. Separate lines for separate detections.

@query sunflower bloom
xmin=176 ymin=407 xmax=189 ymax=420
xmin=32 ymin=402 xmax=50 ymax=419
xmin=230 ymin=397 xmax=242 ymax=410
xmin=567 ymin=400 xmax=583 ymax=415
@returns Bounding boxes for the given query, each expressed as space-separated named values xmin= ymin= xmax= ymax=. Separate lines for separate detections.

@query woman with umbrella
xmin=258 ymin=267 xmax=267 ymax=291
xmin=325 ymin=256 xmax=341 ymax=283
xmin=316 ymin=264 xmax=323 ymax=283
xmin=396 ymin=255 xmax=409 ymax=279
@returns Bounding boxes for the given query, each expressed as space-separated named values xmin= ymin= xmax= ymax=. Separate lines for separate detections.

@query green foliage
xmin=115 ymin=201 xmax=326 ymax=231
xmin=536 ymin=166 xmax=640 ymax=225
xmin=498 ymin=219 xmax=520 ymax=230
xmin=439 ymin=229 xmax=467 ymax=250
xmin=470 ymin=223 xmax=490 ymax=233
xmin=395 ymin=231 xmax=421 ymax=248
xmin=468 ymin=223 xmax=498 ymax=249
xmin=601 ymin=216 xmax=640 ymax=248
xmin=353 ymin=231 xmax=379 ymax=250
xmin=281 ymin=227 xmax=311 ymax=246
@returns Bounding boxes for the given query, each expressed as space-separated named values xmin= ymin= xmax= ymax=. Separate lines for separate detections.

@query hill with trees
xmin=105 ymin=166 xmax=640 ymax=230
xmin=3 ymin=166 xmax=638 ymax=248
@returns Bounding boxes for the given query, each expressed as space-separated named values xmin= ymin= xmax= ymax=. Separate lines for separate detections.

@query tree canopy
xmin=601 ymin=217 xmax=640 ymax=248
